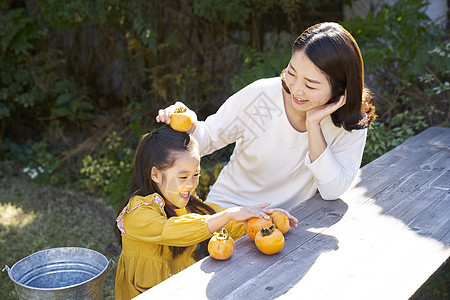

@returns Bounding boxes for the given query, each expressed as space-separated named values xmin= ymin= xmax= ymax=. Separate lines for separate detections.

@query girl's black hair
xmin=115 ymin=126 xmax=215 ymax=260
xmin=281 ymin=22 xmax=376 ymax=131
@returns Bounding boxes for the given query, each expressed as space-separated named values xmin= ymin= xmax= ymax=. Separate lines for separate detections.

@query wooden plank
xmin=275 ymin=195 xmax=449 ymax=299
xmin=225 ymin=164 xmax=449 ymax=299
xmin=352 ymin=128 xmax=449 ymax=197
xmin=276 ymin=150 xmax=450 ymax=299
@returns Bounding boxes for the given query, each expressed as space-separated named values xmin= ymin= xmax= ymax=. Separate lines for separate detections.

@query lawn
xmin=0 ymin=176 xmax=120 ymax=299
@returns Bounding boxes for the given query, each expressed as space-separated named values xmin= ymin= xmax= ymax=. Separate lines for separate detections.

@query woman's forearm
xmin=306 ymin=121 xmax=327 ymax=162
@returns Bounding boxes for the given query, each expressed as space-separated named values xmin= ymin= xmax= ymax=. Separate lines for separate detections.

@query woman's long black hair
xmin=116 ymin=126 xmax=215 ymax=260
xmin=281 ymin=22 xmax=376 ymax=131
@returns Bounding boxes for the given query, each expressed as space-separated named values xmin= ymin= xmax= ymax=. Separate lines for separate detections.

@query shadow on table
xmin=200 ymin=198 xmax=348 ymax=299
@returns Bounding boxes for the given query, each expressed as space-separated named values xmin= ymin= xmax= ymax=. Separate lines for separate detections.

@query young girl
xmin=114 ymin=126 xmax=290 ymax=299
xmin=156 ymin=22 xmax=377 ymax=210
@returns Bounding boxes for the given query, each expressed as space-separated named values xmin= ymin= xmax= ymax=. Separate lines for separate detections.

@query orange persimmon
xmin=254 ymin=224 xmax=285 ymax=255
xmin=170 ymin=107 xmax=193 ymax=132
xmin=208 ymin=228 xmax=235 ymax=260
xmin=270 ymin=211 xmax=290 ymax=234
xmin=246 ymin=217 xmax=273 ymax=241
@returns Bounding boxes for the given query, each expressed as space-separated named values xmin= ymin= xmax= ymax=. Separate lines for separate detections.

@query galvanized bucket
xmin=3 ymin=247 xmax=111 ymax=300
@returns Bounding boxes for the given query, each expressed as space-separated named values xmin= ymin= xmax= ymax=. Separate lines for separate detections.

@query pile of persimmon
xmin=208 ymin=212 xmax=291 ymax=260
xmin=170 ymin=106 xmax=193 ymax=132
xmin=246 ymin=212 xmax=290 ymax=255
xmin=208 ymin=228 xmax=235 ymax=260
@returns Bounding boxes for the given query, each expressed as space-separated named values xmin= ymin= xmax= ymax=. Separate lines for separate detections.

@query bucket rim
xmin=6 ymin=246 xmax=110 ymax=291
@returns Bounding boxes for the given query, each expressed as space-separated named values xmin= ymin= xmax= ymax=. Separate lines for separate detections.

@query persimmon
xmin=270 ymin=211 xmax=290 ymax=234
xmin=255 ymin=225 xmax=285 ymax=255
xmin=170 ymin=107 xmax=193 ymax=132
xmin=246 ymin=217 xmax=273 ymax=241
xmin=208 ymin=228 xmax=235 ymax=260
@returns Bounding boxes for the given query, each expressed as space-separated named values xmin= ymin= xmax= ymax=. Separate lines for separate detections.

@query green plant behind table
xmin=341 ymin=0 xmax=449 ymax=165
xmin=232 ymin=43 xmax=291 ymax=91
xmin=341 ymin=0 xmax=449 ymax=128
xmin=34 ymin=0 xmax=124 ymax=29
xmin=362 ymin=113 xmax=428 ymax=166
xmin=0 ymin=5 xmax=43 ymax=137
xmin=80 ymin=132 xmax=134 ymax=208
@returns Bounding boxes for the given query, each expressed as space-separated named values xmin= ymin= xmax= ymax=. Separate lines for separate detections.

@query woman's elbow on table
xmin=317 ymin=184 xmax=349 ymax=200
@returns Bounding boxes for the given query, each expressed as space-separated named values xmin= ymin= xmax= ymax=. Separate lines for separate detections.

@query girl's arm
xmin=123 ymin=201 xmax=272 ymax=247
xmin=206 ymin=203 xmax=272 ymax=234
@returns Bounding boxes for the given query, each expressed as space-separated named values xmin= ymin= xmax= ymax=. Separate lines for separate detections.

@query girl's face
xmin=283 ymin=50 xmax=333 ymax=113
xmin=152 ymin=150 xmax=200 ymax=209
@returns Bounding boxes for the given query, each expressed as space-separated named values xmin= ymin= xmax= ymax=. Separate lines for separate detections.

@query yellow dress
xmin=114 ymin=193 xmax=246 ymax=300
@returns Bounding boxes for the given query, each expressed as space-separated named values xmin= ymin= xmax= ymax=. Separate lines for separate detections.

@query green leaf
xmin=56 ymin=93 xmax=72 ymax=105
xmin=53 ymin=107 xmax=71 ymax=117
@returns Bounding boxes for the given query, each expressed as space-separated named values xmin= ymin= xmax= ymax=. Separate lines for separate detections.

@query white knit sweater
xmin=194 ymin=77 xmax=367 ymax=210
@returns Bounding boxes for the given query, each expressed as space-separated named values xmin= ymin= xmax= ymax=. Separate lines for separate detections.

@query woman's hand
xmin=227 ymin=202 xmax=273 ymax=223
xmin=306 ymin=92 xmax=346 ymax=128
xmin=305 ymin=92 xmax=346 ymax=162
xmin=207 ymin=203 xmax=272 ymax=234
xmin=156 ymin=101 xmax=198 ymax=134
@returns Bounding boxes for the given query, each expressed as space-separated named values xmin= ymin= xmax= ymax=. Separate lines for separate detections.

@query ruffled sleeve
xmin=116 ymin=193 xmax=165 ymax=236
xmin=116 ymin=194 xmax=213 ymax=247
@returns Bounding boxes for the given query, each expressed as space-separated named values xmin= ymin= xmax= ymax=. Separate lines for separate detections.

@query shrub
xmin=80 ymin=132 xmax=134 ymax=208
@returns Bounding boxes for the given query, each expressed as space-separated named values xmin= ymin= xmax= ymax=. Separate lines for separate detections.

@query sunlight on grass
xmin=0 ymin=203 xmax=38 ymax=228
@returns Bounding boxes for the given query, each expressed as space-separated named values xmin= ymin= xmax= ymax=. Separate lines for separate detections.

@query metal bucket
xmin=3 ymin=247 xmax=111 ymax=300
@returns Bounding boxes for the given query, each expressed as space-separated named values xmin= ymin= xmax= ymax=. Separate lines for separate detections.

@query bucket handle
xmin=2 ymin=265 xmax=10 ymax=274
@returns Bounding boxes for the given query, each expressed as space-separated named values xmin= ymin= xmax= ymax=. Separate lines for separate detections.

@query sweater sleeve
xmin=123 ymin=204 xmax=213 ymax=247
xmin=305 ymin=127 xmax=367 ymax=200
xmin=193 ymin=82 xmax=258 ymax=156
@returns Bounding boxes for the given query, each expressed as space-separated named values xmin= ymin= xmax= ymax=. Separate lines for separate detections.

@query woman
xmin=156 ymin=22 xmax=376 ymax=210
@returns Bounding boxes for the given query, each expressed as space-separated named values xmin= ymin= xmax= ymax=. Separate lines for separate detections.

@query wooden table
xmin=135 ymin=126 xmax=450 ymax=299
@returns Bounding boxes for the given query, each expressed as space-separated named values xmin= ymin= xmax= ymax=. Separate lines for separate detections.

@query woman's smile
xmin=293 ymin=95 xmax=308 ymax=105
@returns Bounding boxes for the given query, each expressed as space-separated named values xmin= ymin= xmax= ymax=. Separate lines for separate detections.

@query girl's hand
xmin=306 ymin=91 xmax=346 ymax=127
xmin=270 ymin=208 xmax=299 ymax=228
xmin=227 ymin=202 xmax=273 ymax=223
xmin=156 ymin=101 xmax=198 ymax=134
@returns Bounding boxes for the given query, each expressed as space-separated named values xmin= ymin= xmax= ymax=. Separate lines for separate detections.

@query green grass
xmin=0 ymin=176 xmax=120 ymax=299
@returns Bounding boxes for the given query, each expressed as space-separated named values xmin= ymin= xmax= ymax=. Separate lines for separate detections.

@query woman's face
xmin=152 ymin=150 xmax=200 ymax=209
xmin=283 ymin=50 xmax=333 ymax=113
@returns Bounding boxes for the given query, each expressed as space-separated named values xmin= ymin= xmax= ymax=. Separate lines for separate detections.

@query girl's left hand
xmin=306 ymin=91 xmax=346 ymax=126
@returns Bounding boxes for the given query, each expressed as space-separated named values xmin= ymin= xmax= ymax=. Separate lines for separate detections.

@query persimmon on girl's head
xmin=131 ymin=126 xmax=200 ymax=209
